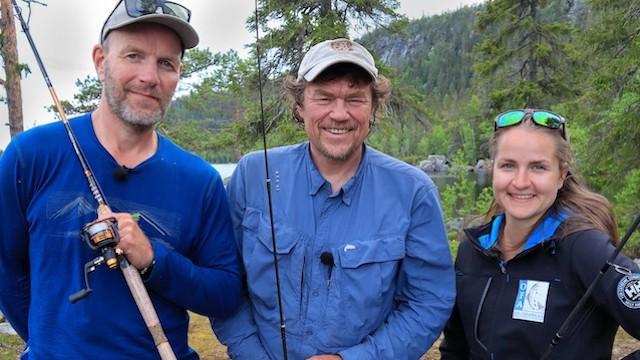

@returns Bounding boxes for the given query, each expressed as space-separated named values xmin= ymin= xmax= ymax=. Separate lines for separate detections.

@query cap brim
xmin=301 ymin=57 xmax=377 ymax=81
xmin=106 ymin=14 xmax=199 ymax=49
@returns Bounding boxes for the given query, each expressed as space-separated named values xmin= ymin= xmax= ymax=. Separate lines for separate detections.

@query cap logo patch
xmin=331 ymin=39 xmax=353 ymax=51
xmin=617 ymin=273 xmax=640 ymax=309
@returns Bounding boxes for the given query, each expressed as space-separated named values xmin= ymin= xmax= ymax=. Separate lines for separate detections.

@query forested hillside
xmin=50 ymin=0 xmax=639 ymax=255
xmin=363 ymin=5 xmax=480 ymax=98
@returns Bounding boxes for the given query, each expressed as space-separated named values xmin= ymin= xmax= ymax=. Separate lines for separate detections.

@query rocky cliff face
xmin=370 ymin=33 xmax=421 ymax=68
xmin=361 ymin=5 xmax=480 ymax=69
xmin=360 ymin=5 xmax=481 ymax=96
xmin=360 ymin=0 xmax=588 ymax=97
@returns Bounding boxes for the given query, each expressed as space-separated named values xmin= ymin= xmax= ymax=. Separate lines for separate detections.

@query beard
xmin=308 ymin=120 xmax=368 ymax=162
xmin=314 ymin=139 xmax=361 ymax=161
xmin=103 ymin=62 xmax=170 ymax=129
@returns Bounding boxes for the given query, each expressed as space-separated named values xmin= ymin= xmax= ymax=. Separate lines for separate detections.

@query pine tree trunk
xmin=0 ymin=0 xmax=24 ymax=137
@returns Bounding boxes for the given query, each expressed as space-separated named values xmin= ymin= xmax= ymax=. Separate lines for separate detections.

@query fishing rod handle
xmin=120 ymin=257 xmax=176 ymax=360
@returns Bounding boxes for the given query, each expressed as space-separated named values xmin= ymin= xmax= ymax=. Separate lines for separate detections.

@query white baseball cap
xmin=297 ymin=38 xmax=378 ymax=81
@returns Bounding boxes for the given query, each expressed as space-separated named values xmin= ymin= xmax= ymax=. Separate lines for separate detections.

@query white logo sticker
xmin=513 ymin=280 xmax=550 ymax=323
xmin=617 ymin=273 xmax=640 ymax=309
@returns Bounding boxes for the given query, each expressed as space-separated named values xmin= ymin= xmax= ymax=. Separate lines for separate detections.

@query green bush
xmin=614 ymin=168 xmax=640 ymax=258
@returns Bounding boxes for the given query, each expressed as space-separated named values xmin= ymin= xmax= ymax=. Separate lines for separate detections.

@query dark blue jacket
xmin=440 ymin=213 xmax=640 ymax=359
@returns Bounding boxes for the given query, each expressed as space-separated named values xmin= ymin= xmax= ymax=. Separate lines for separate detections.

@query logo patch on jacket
xmin=617 ymin=273 xmax=640 ymax=309
xmin=512 ymin=280 xmax=550 ymax=323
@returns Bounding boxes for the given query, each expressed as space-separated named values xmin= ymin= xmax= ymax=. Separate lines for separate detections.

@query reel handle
xmin=69 ymin=289 xmax=92 ymax=303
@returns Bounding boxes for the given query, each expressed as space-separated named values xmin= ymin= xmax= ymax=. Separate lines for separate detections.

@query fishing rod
xmin=10 ymin=1 xmax=176 ymax=359
xmin=253 ymin=0 xmax=288 ymax=358
xmin=541 ymin=212 xmax=640 ymax=359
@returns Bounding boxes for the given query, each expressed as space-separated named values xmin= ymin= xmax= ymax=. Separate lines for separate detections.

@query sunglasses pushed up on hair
xmin=124 ymin=0 xmax=191 ymax=22
xmin=494 ymin=109 xmax=566 ymax=139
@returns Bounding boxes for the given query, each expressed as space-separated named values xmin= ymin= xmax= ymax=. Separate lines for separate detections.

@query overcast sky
xmin=1 ymin=0 xmax=482 ymax=150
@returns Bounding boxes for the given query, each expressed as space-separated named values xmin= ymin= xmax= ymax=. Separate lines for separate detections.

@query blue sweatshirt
xmin=0 ymin=113 xmax=241 ymax=359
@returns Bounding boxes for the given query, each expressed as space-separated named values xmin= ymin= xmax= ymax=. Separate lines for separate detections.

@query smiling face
xmin=492 ymin=126 xmax=567 ymax=230
xmin=297 ymin=77 xmax=374 ymax=166
xmin=95 ymin=23 xmax=183 ymax=129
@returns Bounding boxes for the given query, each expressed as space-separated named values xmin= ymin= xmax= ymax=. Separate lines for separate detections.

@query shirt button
xmin=313 ymin=291 xmax=319 ymax=297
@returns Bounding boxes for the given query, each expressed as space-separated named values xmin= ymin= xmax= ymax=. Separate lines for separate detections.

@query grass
xmin=0 ymin=333 xmax=22 ymax=360
xmin=1 ymin=314 xmax=638 ymax=359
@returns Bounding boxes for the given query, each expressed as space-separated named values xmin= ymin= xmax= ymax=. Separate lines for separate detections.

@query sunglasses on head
xmin=124 ymin=0 xmax=191 ymax=22
xmin=494 ymin=109 xmax=566 ymax=139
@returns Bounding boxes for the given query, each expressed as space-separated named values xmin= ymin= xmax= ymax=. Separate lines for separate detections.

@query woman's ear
xmin=558 ymin=163 xmax=569 ymax=189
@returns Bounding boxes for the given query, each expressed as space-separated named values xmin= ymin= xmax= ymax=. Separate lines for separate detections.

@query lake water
xmin=212 ymin=163 xmax=237 ymax=180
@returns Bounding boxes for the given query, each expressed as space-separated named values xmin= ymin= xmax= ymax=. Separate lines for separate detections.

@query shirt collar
xmin=304 ymin=142 xmax=368 ymax=206
xmin=306 ymin=142 xmax=326 ymax=196
xmin=340 ymin=145 xmax=368 ymax=206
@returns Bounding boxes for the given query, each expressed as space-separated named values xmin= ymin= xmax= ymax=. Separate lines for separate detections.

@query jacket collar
xmin=472 ymin=210 xmax=570 ymax=252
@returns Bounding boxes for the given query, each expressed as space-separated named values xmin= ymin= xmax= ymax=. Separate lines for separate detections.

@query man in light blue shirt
xmin=212 ymin=38 xmax=455 ymax=359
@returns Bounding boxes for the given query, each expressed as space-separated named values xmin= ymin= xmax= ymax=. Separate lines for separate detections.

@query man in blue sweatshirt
xmin=0 ymin=1 xmax=240 ymax=358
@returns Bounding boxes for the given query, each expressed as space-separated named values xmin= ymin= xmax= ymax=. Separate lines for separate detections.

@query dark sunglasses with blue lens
xmin=124 ymin=0 xmax=191 ymax=22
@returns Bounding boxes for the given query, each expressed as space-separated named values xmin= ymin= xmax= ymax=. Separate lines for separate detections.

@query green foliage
xmin=614 ymin=169 xmax=640 ymax=258
xmin=459 ymin=121 xmax=476 ymax=165
xmin=474 ymin=0 xmax=578 ymax=110
xmin=158 ymin=121 xmax=237 ymax=163
xmin=181 ymin=48 xmax=218 ymax=79
xmin=571 ymin=0 xmax=640 ymax=196
xmin=441 ymin=150 xmax=478 ymax=219
xmin=362 ymin=6 xmax=480 ymax=97
xmin=418 ymin=125 xmax=449 ymax=158
xmin=260 ymin=120 xmax=307 ymax=149
xmin=448 ymin=236 xmax=461 ymax=258
xmin=474 ymin=186 xmax=493 ymax=215
xmin=440 ymin=150 xmax=492 ymax=254
xmin=47 ymin=75 xmax=102 ymax=117
xmin=251 ymin=0 xmax=403 ymax=75
xmin=51 ymin=0 xmax=638 ymax=247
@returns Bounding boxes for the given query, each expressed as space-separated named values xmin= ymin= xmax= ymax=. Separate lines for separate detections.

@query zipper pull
xmin=498 ymin=260 xmax=507 ymax=274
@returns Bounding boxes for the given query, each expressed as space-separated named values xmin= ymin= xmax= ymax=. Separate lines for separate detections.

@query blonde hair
xmin=486 ymin=118 xmax=619 ymax=243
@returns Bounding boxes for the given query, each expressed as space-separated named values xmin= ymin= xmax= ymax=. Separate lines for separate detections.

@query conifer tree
xmin=474 ymin=0 xmax=575 ymax=109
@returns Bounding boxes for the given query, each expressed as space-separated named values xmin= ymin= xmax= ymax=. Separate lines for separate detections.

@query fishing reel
xmin=69 ymin=217 xmax=120 ymax=303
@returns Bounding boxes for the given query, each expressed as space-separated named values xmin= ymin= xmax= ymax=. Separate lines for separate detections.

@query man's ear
xmin=294 ymin=104 xmax=304 ymax=124
xmin=92 ymin=44 xmax=106 ymax=82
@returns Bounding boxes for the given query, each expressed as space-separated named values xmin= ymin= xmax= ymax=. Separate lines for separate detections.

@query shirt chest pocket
xmin=241 ymin=207 xmax=305 ymax=320
xmin=324 ymin=236 xmax=405 ymax=342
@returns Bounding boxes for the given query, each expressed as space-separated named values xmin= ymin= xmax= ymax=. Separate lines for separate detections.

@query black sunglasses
xmin=494 ymin=109 xmax=566 ymax=139
xmin=124 ymin=0 xmax=191 ymax=22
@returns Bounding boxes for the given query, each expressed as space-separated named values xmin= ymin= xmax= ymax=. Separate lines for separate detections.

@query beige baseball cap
xmin=101 ymin=0 xmax=199 ymax=49
xmin=297 ymin=38 xmax=378 ymax=81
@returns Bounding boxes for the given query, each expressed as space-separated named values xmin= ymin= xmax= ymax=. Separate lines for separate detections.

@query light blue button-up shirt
xmin=213 ymin=142 xmax=455 ymax=359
